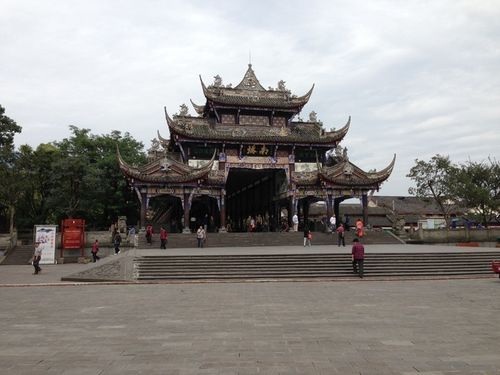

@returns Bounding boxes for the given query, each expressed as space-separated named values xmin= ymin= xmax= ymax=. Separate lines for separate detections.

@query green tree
xmin=15 ymin=143 xmax=61 ymax=228
xmin=49 ymin=126 xmax=146 ymax=229
xmin=407 ymin=154 xmax=460 ymax=224
xmin=0 ymin=105 xmax=22 ymax=147
xmin=453 ymin=158 xmax=500 ymax=227
xmin=0 ymin=105 xmax=24 ymax=234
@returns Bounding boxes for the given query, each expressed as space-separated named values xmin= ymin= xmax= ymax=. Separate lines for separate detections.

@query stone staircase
xmin=134 ymin=251 xmax=500 ymax=281
xmin=1 ymin=243 xmax=34 ymax=265
xmin=137 ymin=230 xmax=401 ymax=249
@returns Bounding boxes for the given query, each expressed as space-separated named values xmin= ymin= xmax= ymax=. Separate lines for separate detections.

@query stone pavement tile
xmin=401 ymin=372 xmax=445 ymax=375
xmin=1 ymin=279 xmax=500 ymax=374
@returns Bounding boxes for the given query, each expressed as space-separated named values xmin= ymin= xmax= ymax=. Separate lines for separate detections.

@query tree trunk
xmin=9 ymin=204 xmax=15 ymax=236
xmin=428 ymin=182 xmax=450 ymax=226
xmin=481 ymin=204 xmax=488 ymax=228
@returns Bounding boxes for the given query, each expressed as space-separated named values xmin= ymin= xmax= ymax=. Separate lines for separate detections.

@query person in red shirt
xmin=91 ymin=239 xmax=100 ymax=262
xmin=159 ymin=226 xmax=168 ymax=249
xmin=336 ymin=224 xmax=345 ymax=247
xmin=352 ymin=238 xmax=365 ymax=278
xmin=146 ymin=224 xmax=154 ymax=245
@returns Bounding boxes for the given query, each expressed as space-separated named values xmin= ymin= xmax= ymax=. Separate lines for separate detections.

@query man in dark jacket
xmin=351 ymin=238 xmax=365 ymax=278
xmin=114 ymin=232 xmax=122 ymax=255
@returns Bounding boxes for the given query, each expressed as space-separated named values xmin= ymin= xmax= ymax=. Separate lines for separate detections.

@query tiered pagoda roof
xmin=161 ymin=64 xmax=345 ymax=146
xmin=199 ymin=64 xmax=314 ymax=111
xmin=118 ymin=63 xmax=395 ymax=190
xmin=165 ymin=110 xmax=350 ymax=145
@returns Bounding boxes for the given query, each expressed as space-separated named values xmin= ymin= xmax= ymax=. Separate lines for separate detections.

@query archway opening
xmin=225 ymin=168 xmax=287 ymax=232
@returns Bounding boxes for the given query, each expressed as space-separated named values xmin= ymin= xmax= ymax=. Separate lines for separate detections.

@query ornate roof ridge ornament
xmin=178 ymin=103 xmax=189 ymax=117
xmin=235 ymin=64 xmax=266 ymax=91
xmin=200 ymin=69 xmax=314 ymax=110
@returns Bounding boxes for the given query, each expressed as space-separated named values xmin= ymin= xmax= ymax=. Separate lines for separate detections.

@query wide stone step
xmin=135 ymin=254 xmax=499 ymax=263
xmin=133 ymin=251 xmax=499 ymax=280
xmin=137 ymin=231 xmax=401 ymax=248
xmin=136 ymin=270 xmax=491 ymax=280
xmin=135 ymin=254 xmax=496 ymax=261
xmin=1 ymin=245 xmax=34 ymax=265
xmin=136 ymin=262 xmax=491 ymax=269
xmin=135 ymin=262 xmax=491 ymax=270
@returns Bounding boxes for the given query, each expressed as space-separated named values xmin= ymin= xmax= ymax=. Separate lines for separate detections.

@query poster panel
xmin=34 ymin=225 xmax=57 ymax=265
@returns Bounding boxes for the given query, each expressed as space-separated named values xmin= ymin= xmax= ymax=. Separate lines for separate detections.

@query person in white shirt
xmin=196 ymin=226 xmax=206 ymax=248
xmin=31 ymin=242 xmax=42 ymax=275
xmin=292 ymin=214 xmax=299 ymax=232
xmin=329 ymin=215 xmax=336 ymax=232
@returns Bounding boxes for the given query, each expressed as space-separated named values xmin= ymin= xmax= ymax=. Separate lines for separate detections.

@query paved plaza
xmin=1 ymin=246 xmax=500 ymax=375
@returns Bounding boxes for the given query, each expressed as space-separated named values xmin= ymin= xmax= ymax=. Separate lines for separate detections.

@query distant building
xmin=308 ymin=196 xmax=465 ymax=229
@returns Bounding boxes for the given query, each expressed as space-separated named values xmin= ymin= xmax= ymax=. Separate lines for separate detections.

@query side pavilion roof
xmin=292 ymin=154 xmax=396 ymax=188
xmin=117 ymin=145 xmax=216 ymax=184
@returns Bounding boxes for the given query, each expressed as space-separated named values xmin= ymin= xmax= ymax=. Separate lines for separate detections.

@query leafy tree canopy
xmin=1 ymin=120 xmax=147 ymax=232
xmin=407 ymin=154 xmax=459 ymax=223
xmin=408 ymin=154 xmax=500 ymax=226
xmin=0 ymin=105 xmax=24 ymax=234
xmin=0 ymin=105 xmax=22 ymax=148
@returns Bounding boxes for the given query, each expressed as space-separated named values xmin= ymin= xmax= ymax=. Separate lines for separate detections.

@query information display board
xmin=34 ymin=225 xmax=57 ymax=265
xmin=61 ymin=219 xmax=85 ymax=257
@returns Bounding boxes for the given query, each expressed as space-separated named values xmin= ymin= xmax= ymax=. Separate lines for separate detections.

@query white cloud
xmin=1 ymin=0 xmax=499 ymax=196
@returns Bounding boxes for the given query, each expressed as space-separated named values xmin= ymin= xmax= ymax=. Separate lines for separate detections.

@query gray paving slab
xmin=0 ymin=278 xmax=499 ymax=374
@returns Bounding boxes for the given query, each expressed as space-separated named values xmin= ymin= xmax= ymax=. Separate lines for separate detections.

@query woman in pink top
xmin=351 ymin=238 xmax=365 ymax=278
xmin=336 ymin=224 xmax=345 ymax=247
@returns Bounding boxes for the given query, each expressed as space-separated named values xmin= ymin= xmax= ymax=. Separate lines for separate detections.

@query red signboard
xmin=61 ymin=219 xmax=85 ymax=257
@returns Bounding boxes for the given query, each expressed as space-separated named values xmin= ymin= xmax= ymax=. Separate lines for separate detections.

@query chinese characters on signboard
xmin=242 ymin=144 xmax=273 ymax=156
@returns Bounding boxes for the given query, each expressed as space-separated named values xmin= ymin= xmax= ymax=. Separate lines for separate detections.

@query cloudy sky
xmin=1 ymin=0 xmax=499 ymax=195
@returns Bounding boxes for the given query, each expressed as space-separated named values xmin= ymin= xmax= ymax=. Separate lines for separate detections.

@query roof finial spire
xmin=249 ymin=49 xmax=252 ymax=67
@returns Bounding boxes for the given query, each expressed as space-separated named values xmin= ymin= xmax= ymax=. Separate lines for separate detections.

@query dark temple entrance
xmin=225 ymin=168 xmax=287 ymax=232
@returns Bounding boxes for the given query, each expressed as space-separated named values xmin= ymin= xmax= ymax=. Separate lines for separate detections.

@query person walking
xmin=145 ymin=224 xmax=154 ymax=245
xmin=355 ymin=218 xmax=364 ymax=238
xmin=336 ymin=223 xmax=346 ymax=247
xmin=160 ymin=226 xmax=168 ymax=249
xmin=91 ymin=239 xmax=100 ymax=262
xmin=196 ymin=226 xmax=206 ymax=248
xmin=113 ymin=232 xmax=122 ymax=255
xmin=352 ymin=238 xmax=365 ymax=278
xmin=292 ymin=213 xmax=299 ymax=232
xmin=329 ymin=215 xmax=336 ymax=232
xmin=31 ymin=242 xmax=42 ymax=275
xmin=303 ymin=226 xmax=312 ymax=247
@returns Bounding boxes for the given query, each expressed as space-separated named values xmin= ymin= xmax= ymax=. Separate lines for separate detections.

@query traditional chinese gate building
xmin=118 ymin=64 xmax=395 ymax=232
